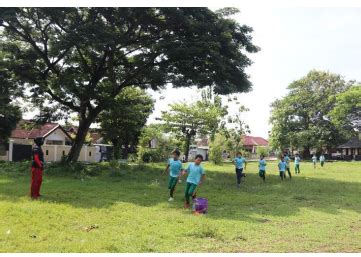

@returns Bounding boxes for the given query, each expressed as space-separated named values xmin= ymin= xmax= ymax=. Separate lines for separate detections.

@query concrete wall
xmin=0 ymin=151 xmax=8 ymax=161
xmin=42 ymin=145 xmax=97 ymax=162
xmin=11 ymin=138 xmax=33 ymax=145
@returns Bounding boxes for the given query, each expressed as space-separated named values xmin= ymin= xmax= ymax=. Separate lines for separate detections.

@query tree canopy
xmin=161 ymin=96 xmax=227 ymax=161
xmin=269 ymin=70 xmax=354 ymax=155
xmin=0 ymin=51 xmax=22 ymax=144
xmin=330 ymin=85 xmax=361 ymax=133
xmin=98 ymin=87 xmax=154 ymax=159
xmin=0 ymin=7 xmax=259 ymax=162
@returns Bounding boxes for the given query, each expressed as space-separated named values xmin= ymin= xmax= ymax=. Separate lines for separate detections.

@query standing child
xmin=183 ymin=154 xmax=206 ymax=209
xmin=31 ymin=137 xmax=45 ymax=199
xmin=284 ymin=153 xmax=292 ymax=179
xmin=294 ymin=153 xmax=301 ymax=174
xmin=164 ymin=149 xmax=183 ymax=202
xmin=320 ymin=154 xmax=325 ymax=167
xmin=233 ymin=152 xmax=246 ymax=188
xmin=258 ymin=155 xmax=267 ymax=181
xmin=312 ymin=154 xmax=317 ymax=169
xmin=278 ymin=156 xmax=286 ymax=180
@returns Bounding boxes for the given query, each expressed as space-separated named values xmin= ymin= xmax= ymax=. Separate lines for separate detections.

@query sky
xmin=146 ymin=7 xmax=361 ymax=139
xmin=23 ymin=7 xmax=361 ymax=139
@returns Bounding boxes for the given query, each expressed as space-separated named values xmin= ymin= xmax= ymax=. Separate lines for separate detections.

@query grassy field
xmin=0 ymin=160 xmax=360 ymax=252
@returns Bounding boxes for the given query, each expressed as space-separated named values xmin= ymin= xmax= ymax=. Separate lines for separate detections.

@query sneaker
xmin=237 ymin=184 xmax=241 ymax=189
xmin=168 ymin=197 xmax=174 ymax=202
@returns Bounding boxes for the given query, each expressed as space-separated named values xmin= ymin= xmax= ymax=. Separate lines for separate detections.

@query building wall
xmin=0 ymin=151 xmax=8 ymax=161
xmin=45 ymin=128 xmax=70 ymax=145
xmin=41 ymin=145 xmax=97 ymax=162
xmin=11 ymin=138 xmax=33 ymax=145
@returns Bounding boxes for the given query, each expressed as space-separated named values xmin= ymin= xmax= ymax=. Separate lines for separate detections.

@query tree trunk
xmin=302 ymin=147 xmax=311 ymax=159
xmin=184 ymin=134 xmax=192 ymax=162
xmin=66 ymin=113 xmax=97 ymax=163
xmin=112 ymin=140 xmax=121 ymax=160
xmin=122 ymin=143 xmax=130 ymax=159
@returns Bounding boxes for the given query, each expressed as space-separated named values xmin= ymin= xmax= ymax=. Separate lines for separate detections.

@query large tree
xmin=98 ymin=87 xmax=154 ymax=159
xmin=0 ymin=51 xmax=22 ymax=144
xmin=269 ymin=70 xmax=353 ymax=156
xmin=330 ymin=85 xmax=361 ymax=134
xmin=0 ymin=7 xmax=259 ymax=162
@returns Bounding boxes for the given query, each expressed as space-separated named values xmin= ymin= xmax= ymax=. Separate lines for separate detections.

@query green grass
xmin=0 ymin=160 xmax=360 ymax=252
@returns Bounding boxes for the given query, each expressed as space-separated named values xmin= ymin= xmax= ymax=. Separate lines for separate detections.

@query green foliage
xmin=330 ymin=85 xmax=361 ymax=133
xmin=269 ymin=70 xmax=354 ymax=154
xmin=256 ymin=146 xmax=270 ymax=157
xmin=137 ymin=124 xmax=181 ymax=163
xmin=209 ymin=133 xmax=226 ymax=164
xmin=0 ymin=7 xmax=259 ymax=162
xmin=161 ymin=95 xmax=227 ymax=161
xmin=0 ymin=104 xmax=22 ymax=144
xmin=0 ymin=52 xmax=22 ymax=143
xmin=98 ymin=87 xmax=154 ymax=159
xmin=138 ymin=148 xmax=162 ymax=163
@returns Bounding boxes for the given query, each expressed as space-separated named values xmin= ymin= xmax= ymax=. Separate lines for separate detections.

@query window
xmin=46 ymin=140 xmax=63 ymax=145
xmin=46 ymin=150 xmax=49 ymax=155
xmin=89 ymin=151 xmax=92 ymax=157
xmin=62 ymin=151 xmax=65 ymax=156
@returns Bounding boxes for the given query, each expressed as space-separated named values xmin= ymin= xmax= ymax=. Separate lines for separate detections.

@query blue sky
xmin=147 ymin=7 xmax=361 ymax=138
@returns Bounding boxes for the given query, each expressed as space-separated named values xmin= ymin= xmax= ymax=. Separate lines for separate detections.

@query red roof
xmin=243 ymin=136 xmax=268 ymax=146
xmin=11 ymin=120 xmax=70 ymax=140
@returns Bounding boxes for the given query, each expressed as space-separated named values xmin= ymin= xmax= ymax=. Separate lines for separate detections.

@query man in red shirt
xmin=31 ymin=137 xmax=44 ymax=199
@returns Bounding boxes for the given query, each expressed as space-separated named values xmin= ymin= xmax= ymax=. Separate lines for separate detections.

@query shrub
xmin=209 ymin=133 xmax=226 ymax=165
xmin=138 ymin=147 xmax=165 ymax=163
xmin=256 ymin=146 xmax=270 ymax=157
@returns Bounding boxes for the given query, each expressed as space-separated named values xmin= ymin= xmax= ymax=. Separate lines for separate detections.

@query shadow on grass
xmin=0 ymin=163 xmax=360 ymax=223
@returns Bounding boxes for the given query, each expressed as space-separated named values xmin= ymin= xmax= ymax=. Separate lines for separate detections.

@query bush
xmin=209 ymin=133 xmax=225 ymax=165
xmin=138 ymin=147 xmax=165 ymax=163
xmin=256 ymin=146 xmax=270 ymax=157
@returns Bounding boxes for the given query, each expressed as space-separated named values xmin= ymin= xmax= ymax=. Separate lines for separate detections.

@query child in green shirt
xmin=182 ymin=154 xmax=206 ymax=209
xmin=164 ymin=149 xmax=183 ymax=202
xmin=258 ymin=155 xmax=267 ymax=181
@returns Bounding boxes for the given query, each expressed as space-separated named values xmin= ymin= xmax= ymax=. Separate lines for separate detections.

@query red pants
xmin=31 ymin=167 xmax=43 ymax=198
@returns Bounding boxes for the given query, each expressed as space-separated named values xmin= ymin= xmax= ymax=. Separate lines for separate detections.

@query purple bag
xmin=192 ymin=198 xmax=208 ymax=214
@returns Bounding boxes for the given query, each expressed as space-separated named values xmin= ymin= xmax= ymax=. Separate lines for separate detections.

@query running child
xmin=183 ymin=154 xmax=206 ymax=209
xmin=312 ymin=154 xmax=317 ymax=168
xmin=295 ymin=153 xmax=301 ymax=174
xmin=258 ymin=155 xmax=267 ymax=181
xmin=233 ymin=152 xmax=246 ymax=188
xmin=284 ymin=152 xmax=292 ymax=179
xmin=278 ymin=156 xmax=286 ymax=180
xmin=164 ymin=149 xmax=183 ymax=202
xmin=320 ymin=154 xmax=325 ymax=167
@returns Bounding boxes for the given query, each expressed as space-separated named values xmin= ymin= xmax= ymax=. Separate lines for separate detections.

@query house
xmin=10 ymin=120 xmax=72 ymax=145
xmin=2 ymin=120 xmax=99 ymax=162
xmin=337 ymin=137 xmax=361 ymax=160
xmin=188 ymin=145 xmax=209 ymax=161
xmin=242 ymin=135 xmax=269 ymax=154
xmin=67 ymin=127 xmax=104 ymax=145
